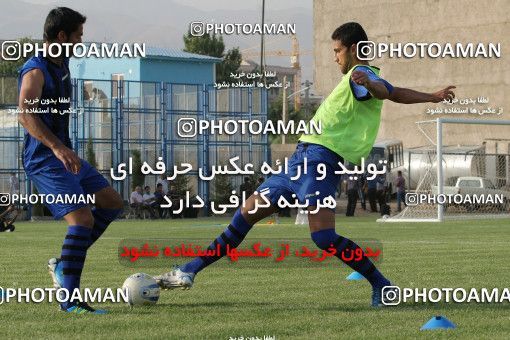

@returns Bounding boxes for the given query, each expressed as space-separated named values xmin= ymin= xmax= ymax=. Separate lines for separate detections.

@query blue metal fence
xmin=0 ymin=79 xmax=269 ymax=219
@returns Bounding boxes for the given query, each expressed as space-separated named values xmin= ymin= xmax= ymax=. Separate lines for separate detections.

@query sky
xmin=26 ymin=0 xmax=311 ymax=11
xmin=3 ymin=0 xmax=314 ymax=80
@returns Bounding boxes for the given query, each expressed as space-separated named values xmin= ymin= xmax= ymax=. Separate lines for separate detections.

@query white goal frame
xmin=379 ymin=118 xmax=510 ymax=223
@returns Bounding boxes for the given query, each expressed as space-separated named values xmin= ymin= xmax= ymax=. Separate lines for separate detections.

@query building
xmin=313 ymin=0 xmax=509 ymax=149
xmin=239 ymin=59 xmax=298 ymax=105
xmin=70 ymin=46 xmax=222 ymax=84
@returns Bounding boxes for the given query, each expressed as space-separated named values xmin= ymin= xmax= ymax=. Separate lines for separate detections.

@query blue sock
xmin=89 ymin=208 xmax=121 ymax=247
xmin=311 ymin=229 xmax=389 ymax=288
xmin=182 ymin=209 xmax=252 ymax=274
xmin=60 ymin=225 xmax=91 ymax=309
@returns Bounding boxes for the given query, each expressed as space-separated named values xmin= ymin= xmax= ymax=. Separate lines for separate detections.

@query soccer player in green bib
xmin=156 ymin=22 xmax=455 ymax=307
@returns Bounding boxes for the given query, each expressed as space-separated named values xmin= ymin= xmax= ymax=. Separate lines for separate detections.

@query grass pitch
xmin=0 ymin=215 xmax=509 ymax=339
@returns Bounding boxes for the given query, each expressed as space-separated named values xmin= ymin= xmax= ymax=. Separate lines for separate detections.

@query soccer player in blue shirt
xmin=17 ymin=7 xmax=124 ymax=314
xmin=155 ymin=22 xmax=455 ymax=307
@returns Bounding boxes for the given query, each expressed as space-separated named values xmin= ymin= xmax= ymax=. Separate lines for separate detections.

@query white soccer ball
xmin=122 ymin=273 xmax=160 ymax=306
xmin=382 ymin=214 xmax=390 ymax=219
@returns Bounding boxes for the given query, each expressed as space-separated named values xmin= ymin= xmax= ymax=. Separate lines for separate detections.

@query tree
xmin=0 ymin=37 xmax=36 ymax=106
xmin=85 ymin=137 xmax=97 ymax=168
xmin=183 ymin=32 xmax=224 ymax=57
xmin=268 ymin=96 xmax=284 ymax=126
xmin=31 ymin=186 xmax=44 ymax=217
xmin=215 ymin=47 xmax=242 ymax=83
xmin=0 ymin=37 xmax=36 ymax=77
xmin=267 ymin=97 xmax=321 ymax=144
xmin=212 ymin=175 xmax=234 ymax=205
xmin=183 ymin=32 xmax=242 ymax=83
xmin=173 ymin=175 xmax=192 ymax=197
xmin=130 ymin=150 xmax=144 ymax=190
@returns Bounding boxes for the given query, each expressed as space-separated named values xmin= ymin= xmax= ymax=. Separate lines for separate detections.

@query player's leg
xmin=0 ymin=204 xmax=19 ymax=231
xmin=30 ymin=160 xmax=111 ymax=313
xmin=346 ymin=189 xmax=354 ymax=216
xmin=45 ymin=161 xmax=122 ymax=275
xmin=181 ymin=193 xmax=278 ymax=272
xmin=155 ymin=173 xmax=291 ymax=289
xmin=49 ymin=206 xmax=106 ymax=314
xmin=368 ymin=188 xmax=378 ymax=212
xmin=59 ymin=161 xmax=121 ymax=313
xmin=59 ymin=207 xmax=98 ymax=311
xmin=79 ymin=160 xmax=123 ymax=248
xmin=295 ymin=143 xmax=392 ymax=306
xmin=155 ymin=194 xmax=278 ymax=289
xmin=88 ymin=187 xmax=123 ymax=246
xmin=307 ymin=208 xmax=392 ymax=306
xmin=308 ymin=208 xmax=390 ymax=281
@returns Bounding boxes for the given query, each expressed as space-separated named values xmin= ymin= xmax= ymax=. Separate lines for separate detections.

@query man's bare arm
xmin=364 ymin=80 xmax=390 ymax=100
xmin=351 ymin=70 xmax=390 ymax=99
xmin=389 ymin=86 xmax=456 ymax=104
xmin=18 ymin=69 xmax=81 ymax=174
xmin=351 ymin=70 xmax=456 ymax=103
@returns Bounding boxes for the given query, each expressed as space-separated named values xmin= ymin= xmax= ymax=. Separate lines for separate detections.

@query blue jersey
xmin=256 ymin=142 xmax=343 ymax=208
xmin=18 ymin=56 xmax=72 ymax=174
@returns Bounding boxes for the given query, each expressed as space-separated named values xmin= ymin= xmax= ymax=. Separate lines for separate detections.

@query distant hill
xmin=0 ymin=0 xmax=313 ymax=80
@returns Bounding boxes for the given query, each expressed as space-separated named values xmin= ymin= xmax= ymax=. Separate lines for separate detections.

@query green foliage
xmin=267 ymin=97 xmax=320 ymax=144
xmin=215 ymin=47 xmax=242 ymax=83
xmin=31 ymin=185 xmax=44 ymax=217
xmin=173 ymin=175 xmax=192 ymax=197
xmin=130 ymin=150 xmax=144 ymax=190
xmin=247 ymin=172 xmax=260 ymax=192
xmin=0 ymin=37 xmax=35 ymax=77
xmin=213 ymin=175 xmax=234 ymax=205
xmin=183 ymin=32 xmax=224 ymax=57
xmin=85 ymin=137 xmax=97 ymax=169
xmin=268 ymin=96 xmax=284 ymax=126
xmin=0 ymin=37 xmax=36 ymax=106
xmin=183 ymin=32 xmax=242 ymax=83
xmin=0 ymin=76 xmax=18 ymax=106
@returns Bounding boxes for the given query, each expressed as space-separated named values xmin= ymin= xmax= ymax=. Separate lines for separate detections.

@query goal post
xmin=379 ymin=118 xmax=510 ymax=223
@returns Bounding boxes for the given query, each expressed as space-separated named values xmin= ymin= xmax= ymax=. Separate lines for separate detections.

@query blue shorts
xmin=27 ymin=158 xmax=109 ymax=219
xmin=256 ymin=142 xmax=344 ymax=209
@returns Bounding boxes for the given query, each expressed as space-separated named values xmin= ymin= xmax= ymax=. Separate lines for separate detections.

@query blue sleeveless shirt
xmin=18 ymin=56 xmax=73 ymax=173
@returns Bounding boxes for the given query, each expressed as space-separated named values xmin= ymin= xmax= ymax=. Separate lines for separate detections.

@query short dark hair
xmin=144 ymin=186 xmax=150 ymax=190
xmin=331 ymin=22 xmax=368 ymax=53
xmin=397 ymin=170 xmax=402 ymax=175
xmin=157 ymin=183 xmax=163 ymax=188
xmin=44 ymin=7 xmax=86 ymax=41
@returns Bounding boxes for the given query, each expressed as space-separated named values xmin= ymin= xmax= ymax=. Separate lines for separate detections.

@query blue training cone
xmin=420 ymin=316 xmax=456 ymax=330
xmin=346 ymin=271 xmax=364 ymax=280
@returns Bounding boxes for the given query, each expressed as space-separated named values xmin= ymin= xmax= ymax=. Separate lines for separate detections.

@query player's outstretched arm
xmin=18 ymin=69 xmax=81 ymax=174
xmin=388 ymin=86 xmax=456 ymax=104
xmin=351 ymin=70 xmax=391 ymax=100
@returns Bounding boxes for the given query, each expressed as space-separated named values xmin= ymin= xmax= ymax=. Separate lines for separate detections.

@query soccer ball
xmin=382 ymin=214 xmax=390 ymax=219
xmin=122 ymin=273 xmax=160 ymax=306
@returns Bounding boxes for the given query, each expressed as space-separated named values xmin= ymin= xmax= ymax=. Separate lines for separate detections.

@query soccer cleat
xmin=372 ymin=282 xmax=397 ymax=307
xmin=48 ymin=258 xmax=64 ymax=289
xmin=62 ymin=302 xmax=107 ymax=315
xmin=154 ymin=266 xmax=195 ymax=290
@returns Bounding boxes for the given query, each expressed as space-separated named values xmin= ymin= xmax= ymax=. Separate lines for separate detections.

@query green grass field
xmin=0 ymin=215 xmax=509 ymax=339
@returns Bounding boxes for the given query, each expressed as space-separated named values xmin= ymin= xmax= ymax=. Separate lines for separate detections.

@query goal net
xmin=379 ymin=118 xmax=510 ymax=222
